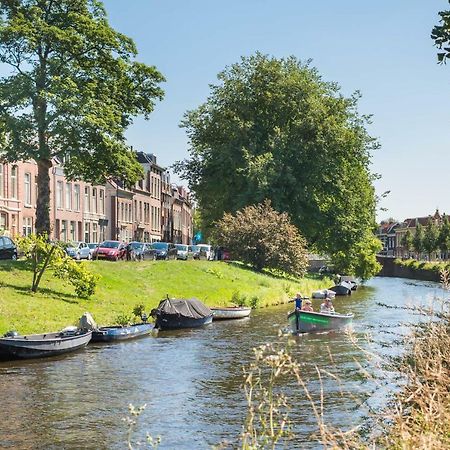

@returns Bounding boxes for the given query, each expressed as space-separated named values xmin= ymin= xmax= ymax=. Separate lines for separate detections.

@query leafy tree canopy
xmin=214 ymin=200 xmax=308 ymax=277
xmin=432 ymin=1 xmax=450 ymax=63
xmin=0 ymin=0 xmax=165 ymax=234
xmin=423 ymin=219 xmax=439 ymax=258
xmin=176 ymin=53 xmax=380 ymax=278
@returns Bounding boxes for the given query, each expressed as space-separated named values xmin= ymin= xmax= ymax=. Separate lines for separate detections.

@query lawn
xmin=0 ymin=259 xmax=330 ymax=334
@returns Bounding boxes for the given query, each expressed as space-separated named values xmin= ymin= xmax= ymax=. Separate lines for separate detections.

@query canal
xmin=0 ymin=277 xmax=446 ymax=449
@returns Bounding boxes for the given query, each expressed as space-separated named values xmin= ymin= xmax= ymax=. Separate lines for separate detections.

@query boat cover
xmin=154 ymin=298 xmax=211 ymax=319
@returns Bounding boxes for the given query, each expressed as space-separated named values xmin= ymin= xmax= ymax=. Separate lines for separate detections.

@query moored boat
xmin=91 ymin=323 xmax=154 ymax=342
xmin=0 ymin=329 xmax=92 ymax=360
xmin=311 ymin=289 xmax=336 ymax=299
xmin=329 ymin=281 xmax=353 ymax=296
xmin=152 ymin=298 xmax=213 ymax=330
xmin=339 ymin=276 xmax=358 ymax=290
xmin=288 ymin=310 xmax=353 ymax=334
xmin=211 ymin=306 xmax=251 ymax=320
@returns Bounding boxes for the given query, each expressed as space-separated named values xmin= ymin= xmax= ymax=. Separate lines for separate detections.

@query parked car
xmin=190 ymin=245 xmax=208 ymax=260
xmin=93 ymin=240 xmax=127 ymax=261
xmin=0 ymin=236 xmax=17 ymax=260
xmin=127 ymin=242 xmax=156 ymax=261
xmin=175 ymin=244 xmax=192 ymax=260
xmin=152 ymin=242 xmax=178 ymax=260
xmin=65 ymin=241 xmax=92 ymax=260
xmin=87 ymin=243 xmax=98 ymax=257
xmin=196 ymin=244 xmax=214 ymax=261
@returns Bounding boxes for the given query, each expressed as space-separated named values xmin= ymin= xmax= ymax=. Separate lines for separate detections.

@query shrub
xmin=115 ymin=313 xmax=132 ymax=326
xmin=214 ymin=200 xmax=308 ymax=277
xmin=133 ymin=304 xmax=146 ymax=318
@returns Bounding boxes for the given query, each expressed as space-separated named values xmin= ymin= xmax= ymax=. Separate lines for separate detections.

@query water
xmin=0 ymin=277 xmax=446 ymax=449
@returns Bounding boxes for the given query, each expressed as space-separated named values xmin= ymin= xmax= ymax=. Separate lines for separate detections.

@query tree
xmin=176 ymin=53 xmax=380 ymax=278
xmin=423 ymin=219 xmax=439 ymax=260
xmin=401 ymin=229 xmax=413 ymax=257
xmin=0 ymin=1 xmax=165 ymax=235
xmin=413 ymin=223 xmax=425 ymax=260
xmin=438 ymin=216 xmax=450 ymax=259
xmin=214 ymin=200 xmax=308 ymax=277
xmin=432 ymin=2 xmax=450 ymax=63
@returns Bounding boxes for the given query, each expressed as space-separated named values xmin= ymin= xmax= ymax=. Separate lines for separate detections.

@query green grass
xmin=0 ymin=259 xmax=330 ymax=334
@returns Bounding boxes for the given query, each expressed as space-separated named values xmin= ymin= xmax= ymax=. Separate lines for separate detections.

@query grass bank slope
xmin=0 ymin=260 xmax=329 ymax=334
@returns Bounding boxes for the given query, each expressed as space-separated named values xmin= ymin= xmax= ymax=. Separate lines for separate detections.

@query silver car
xmin=65 ymin=241 xmax=92 ymax=260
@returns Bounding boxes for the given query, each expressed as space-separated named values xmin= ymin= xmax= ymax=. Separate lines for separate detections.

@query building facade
xmin=0 ymin=153 xmax=193 ymax=245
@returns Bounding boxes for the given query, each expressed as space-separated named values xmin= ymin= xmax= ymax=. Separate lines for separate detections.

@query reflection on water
xmin=0 ymin=277 xmax=445 ymax=449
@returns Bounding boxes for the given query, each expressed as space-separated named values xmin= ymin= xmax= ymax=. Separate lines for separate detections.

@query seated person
xmin=320 ymin=297 xmax=335 ymax=313
xmin=301 ymin=299 xmax=314 ymax=312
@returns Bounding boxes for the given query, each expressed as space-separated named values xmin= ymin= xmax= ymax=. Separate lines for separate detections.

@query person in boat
xmin=320 ymin=297 xmax=335 ymax=313
xmin=294 ymin=293 xmax=303 ymax=310
xmin=301 ymin=299 xmax=314 ymax=312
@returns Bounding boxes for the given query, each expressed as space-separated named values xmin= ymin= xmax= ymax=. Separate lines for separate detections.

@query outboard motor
xmin=79 ymin=312 xmax=98 ymax=331
xmin=3 ymin=330 xmax=19 ymax=338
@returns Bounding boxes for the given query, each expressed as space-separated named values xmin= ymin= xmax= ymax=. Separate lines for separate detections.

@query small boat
xmin=0 ymin=329 xmax=92 ymax=360
xmin=152 ymin=298 xmax=213 ymax=330
xmin=211 ymin=306 xmax=251 ymax=320
xmin=91 ymin=323 xmax=154 ymax=342
xmin=288 ymin=310 xmax=353 ymax=334
xmin=339 ymin=276 xmax=358 ymax=290
xmin=311 ymin=289 xmax=336 ymax=299
xmin=329 ymin=282 xmax=353 ymax=296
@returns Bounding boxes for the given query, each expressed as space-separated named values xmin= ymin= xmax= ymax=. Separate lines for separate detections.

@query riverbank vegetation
xmin=0 ymin=259 xmax=330 ymax=335
xmin=395 ymin=258 xmax=450 ymax=275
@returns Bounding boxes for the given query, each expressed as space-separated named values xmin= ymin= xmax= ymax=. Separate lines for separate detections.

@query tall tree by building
xmin=176 ymin=53 xmax=380 ymax=279
xmin=432 ymin=2 xmax=450 ymax=63
xmin=401 ymin=229 xmax=414 ymax=258
xmin=438 ymin=216 xmax=450 ymax=259
xmin=423 ymin=219 xmax=439 ymax=260
xmin=0 ymin=0 xmax=165 ymax=235
xmin=413 ymin=223 xmax=425 ymax=260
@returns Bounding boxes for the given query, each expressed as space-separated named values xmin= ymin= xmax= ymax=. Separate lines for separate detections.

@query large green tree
xmin=423 ymin=219 xmax=439 ymax=260
xmin=438 ymin=215 xmax=450 ymax=259
xmin=0 ymin=0 xmax=164 ymax=235
xmin=413 ymin=223 xmax=424 ymax=260
xmin=176 ymin=53 xmax=380 ymax=277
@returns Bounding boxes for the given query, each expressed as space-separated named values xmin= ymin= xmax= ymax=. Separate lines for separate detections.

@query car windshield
xmin=129 ymin=242 xmax=143 ymax=250
xmin=176 ymin=245 xmax=188 ymax=251
xmin=87 ymin=243 xmax=98 ymax=249
xmin=100 ymin=241 xmax=120 ymax=249
xmin=152 ymin=242 xmax=168 ymax=250
xmin=197 ymin=245 xmax=210 ymax=250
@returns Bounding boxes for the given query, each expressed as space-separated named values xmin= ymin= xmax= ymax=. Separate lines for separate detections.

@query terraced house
xmin=0 ymin=153 xmax=193 ymax=245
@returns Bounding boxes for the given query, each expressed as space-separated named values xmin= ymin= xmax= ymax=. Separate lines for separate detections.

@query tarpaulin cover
xmin=154 ymin=298 xmax=211 ymax=319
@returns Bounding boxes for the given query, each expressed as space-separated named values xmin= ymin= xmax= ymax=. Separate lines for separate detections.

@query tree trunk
xmin=35 ymin=158 xmax=52 ymax=236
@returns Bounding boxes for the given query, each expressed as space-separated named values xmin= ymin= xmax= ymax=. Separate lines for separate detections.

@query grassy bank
xmin=0 ymin=259 xmax=330 ymax=334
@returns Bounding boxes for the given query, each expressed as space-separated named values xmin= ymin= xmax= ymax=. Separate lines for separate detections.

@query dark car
xmin=93 ymin=240 xmax=127 ymax=261
xmin=0 ymin=236 xmax=17 ymax=260
xmin=152 ymin=242 xmax=177 ymax=260
xmin=127 ymin=242 xmax=156 ymax=261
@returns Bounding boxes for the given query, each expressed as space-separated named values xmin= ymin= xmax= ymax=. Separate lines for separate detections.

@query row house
xmin=0 ymin=152 xmax=193 ymax=245
xmin=377 ymin=221 xmax=400 ymax=256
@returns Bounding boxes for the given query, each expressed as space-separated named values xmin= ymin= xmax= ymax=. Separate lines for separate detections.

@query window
xmin=56 ymin=181 xmax=63 ymax=208
xmin=34 ymin=176 xmax=38 ymax=206
xmin=92 ymin=188 xmax=97 ymax=213
xmin=24 ymin=173 xmax=31 ymax=205
xmin=74 ymin=184 xmax=80 ymax=211
xmin=10 ymin=166 xmax=18 ymax=199
xmin=99 ymin=190 xmax=105 ymax=214
xmin=0 ymin=213 xmax=7 ymax=230
xmin=66 ymin=183 xmax=72 ymax=210
xmin=70 ymin=221 xmax=76 ymax=241
xmin=61 ymin=220 xmax=67 ymax=241
xmin=84 ymin=222 xmax=90 ymax=243
xmin=0 ymin=165 xmax=3 ymax=198
xmin=23 ymin=217 xmax=33 ymax=236
xmin=92 ymin=223 xmax=98 ymax=242
xmin=84 ymin=186 xmax=90 ymax=212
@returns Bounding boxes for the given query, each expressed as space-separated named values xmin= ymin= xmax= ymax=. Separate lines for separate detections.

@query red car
xmin=93 ymin=240 xmax=127 ymax=261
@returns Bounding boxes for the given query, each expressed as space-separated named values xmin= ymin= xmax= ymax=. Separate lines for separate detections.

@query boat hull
xmin=155 ymin=314 xmax=213 ymax=330
xmin=91 ymin=323 xmax=154 ymax=342
xmin=211 ymin=307 xmax=251 ymax=320
xmin=0 ymin=331 xmax=92 ymax=360
xmin=288 ymin=310 xmax=353 ymax=334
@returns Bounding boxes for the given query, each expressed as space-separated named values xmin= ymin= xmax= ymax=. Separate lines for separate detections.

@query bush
xmin=214 ymin=200 xmax=308 ymax=277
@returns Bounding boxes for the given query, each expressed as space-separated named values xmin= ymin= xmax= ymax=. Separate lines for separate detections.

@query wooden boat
xmin=211 ymin=306 xmax=251 ymax=320
xmin=288 ymin=310 xmax=353 ymax=334
xmin=0 ymin=329 xmax=92 ymax=360
xmin=91 ymin=323 xmax=154 ymax=342
xmin=152 ymin=298 xmax=213 ymax=330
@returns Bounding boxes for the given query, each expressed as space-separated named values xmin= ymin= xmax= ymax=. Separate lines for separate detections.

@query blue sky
xmin=34 ymin=1 xmax=450 ymax=220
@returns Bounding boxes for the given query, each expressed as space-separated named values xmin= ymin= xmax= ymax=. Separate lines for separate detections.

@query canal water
xmin=0 ymin=277 xmax=446 ymax=449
